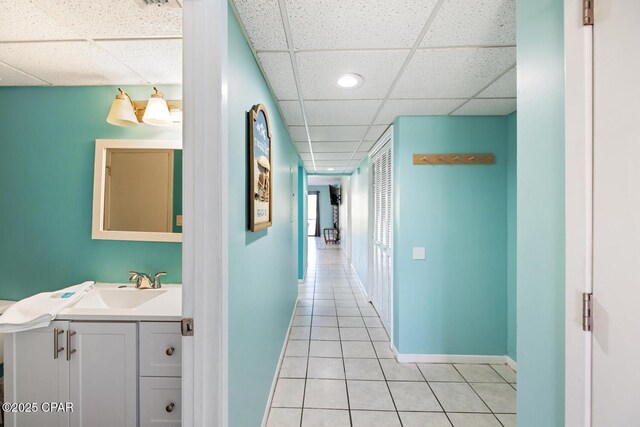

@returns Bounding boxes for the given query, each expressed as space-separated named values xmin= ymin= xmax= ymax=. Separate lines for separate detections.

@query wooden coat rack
xmin=412 ymin=153 xmax=495 ymax=165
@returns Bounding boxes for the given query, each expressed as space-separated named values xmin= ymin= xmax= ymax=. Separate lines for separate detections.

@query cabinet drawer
xmin=139 ymin=377 xmax=181 ymax=427
xmin=140 ymin=322 xmax=182 ymax=377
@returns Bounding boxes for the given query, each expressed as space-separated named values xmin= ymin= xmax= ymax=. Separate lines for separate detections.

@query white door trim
xmin=564 ymin=0 xmax=593 ymax=425
xmin=182 ymin=0 xmax=229 ymax=426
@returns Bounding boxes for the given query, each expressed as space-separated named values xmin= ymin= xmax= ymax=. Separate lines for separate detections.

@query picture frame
xmin=248 ymin=104 xmax=273 ymax=231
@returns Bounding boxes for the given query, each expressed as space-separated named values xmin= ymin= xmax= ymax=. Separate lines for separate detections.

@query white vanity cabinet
xmin=5 ymin=321 xmax=137 ymax=427
xmin=5 ymin=320 xmax=182 ymax=427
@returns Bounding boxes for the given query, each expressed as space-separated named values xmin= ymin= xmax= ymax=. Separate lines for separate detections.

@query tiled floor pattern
xmin=267 ymin=239 xmax=517 ymax=427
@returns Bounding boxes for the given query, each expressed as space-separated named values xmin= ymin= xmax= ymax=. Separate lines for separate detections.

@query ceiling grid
xmin=1 ymin=0 xmax=516 ymax=174
xmin=234 ymin=0 xmax=517 ymax=173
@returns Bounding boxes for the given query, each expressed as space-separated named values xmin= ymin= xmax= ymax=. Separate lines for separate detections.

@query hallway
xmin=267 ymin=238 xmax=516 ymax=427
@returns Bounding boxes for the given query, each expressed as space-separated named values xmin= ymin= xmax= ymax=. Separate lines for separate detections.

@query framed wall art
xmin=248 ymin=104 xmax=273 ymax=231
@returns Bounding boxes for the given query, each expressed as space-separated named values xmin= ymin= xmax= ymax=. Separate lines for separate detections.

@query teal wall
xmin=506 ymin=112 xmax=517 ymax=362
xmin=0 ymin=85 xmax=182 ymax=300
xmin=308 ymin=185 xmax=333 ymax=231
xmin=350 ymin=159 xmax=369 ymax=288
xmin=393 ymin=116 xmax=508 ymax=356
xmin=227 ymin=10 xmax=301 ymax=427
xmin=517 ymin=0 xmax=565 ymax=425
xmin=298 ymin=166 xmax=308 ymax=280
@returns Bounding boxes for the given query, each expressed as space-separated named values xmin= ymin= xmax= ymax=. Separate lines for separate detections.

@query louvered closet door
xmin=369 ymin=132 xmax=393 ymax=334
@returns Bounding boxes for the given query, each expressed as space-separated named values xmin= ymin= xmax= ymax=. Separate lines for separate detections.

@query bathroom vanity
xmin=3 ymin=283 xmax=183 ymax=427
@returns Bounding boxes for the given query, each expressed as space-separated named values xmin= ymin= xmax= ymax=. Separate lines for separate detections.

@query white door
xmin=592 ymin=0 xmax=640 ymax=424
xmin=369 ymin=129 xmax=393 ymax=334
xmin=68 ymin=322 xmax=137 ymax=427
xmin=4 ymin=321 xmax=70 ymax=427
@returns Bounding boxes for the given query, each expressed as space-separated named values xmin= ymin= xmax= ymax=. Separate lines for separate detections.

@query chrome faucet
xmin=129 ymin=271 xmax=167 ymax=289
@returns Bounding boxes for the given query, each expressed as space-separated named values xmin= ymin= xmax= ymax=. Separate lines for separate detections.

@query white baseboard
xmin=506 ymin=356 xmax=517 ymax=371
xmin=261 ymin=296 xmax=298 ymax=427
xmin=391 ymin=343 xmax=516 ymax=366
xmin=298 ymin=279 xmax=304 ymax=284
xmin=350 ymin=264 xmax=369 ymax=301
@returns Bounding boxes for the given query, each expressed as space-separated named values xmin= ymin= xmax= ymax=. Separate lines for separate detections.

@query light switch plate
xmin=412 ymin=247 xmax=426 ymax=260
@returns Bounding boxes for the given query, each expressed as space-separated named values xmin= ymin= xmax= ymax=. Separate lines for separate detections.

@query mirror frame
xmin=92 ymin=139 xmax=183 ymax=243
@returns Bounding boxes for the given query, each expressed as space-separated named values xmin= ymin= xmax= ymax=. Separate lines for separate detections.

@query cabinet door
xmin=4 ymin=321 xmax=70 ymax=427
xmin=139 ymin=377 xmax=181 ymax=427
xmin=68 ymin=322 xmax=137 ymax=427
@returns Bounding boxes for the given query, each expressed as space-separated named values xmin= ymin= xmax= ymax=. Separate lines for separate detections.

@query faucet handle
xmin=153 ymin=272 xmax=167 ymax=288
xmin=129 ymin=271 xmax=140 ymax=282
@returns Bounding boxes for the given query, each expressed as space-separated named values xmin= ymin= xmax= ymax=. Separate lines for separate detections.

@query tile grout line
xmin=415 ymin=362 xmax=454 ymax=426
xmin=298 ymin=265 xmax=317 ymax=426
xmin=334 ymin=265 xmax=354 ymax=427
xmin=357 ymin=289 xmax=405 ymax=427
xmin=450 ymin=363 xmax=510 ymax=425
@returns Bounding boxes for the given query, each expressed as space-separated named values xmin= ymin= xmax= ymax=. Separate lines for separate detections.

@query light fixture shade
xmin=142 ymin=92 xmax=172 ymax=126
xmin=106 ymin=92 xmax=138 ymax=127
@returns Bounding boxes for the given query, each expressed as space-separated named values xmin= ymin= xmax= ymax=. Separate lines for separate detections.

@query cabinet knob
xmin=166 ymin=346 xmax=175 ymax=356
xmin=165 ymin=402 xmax=175 ymax=413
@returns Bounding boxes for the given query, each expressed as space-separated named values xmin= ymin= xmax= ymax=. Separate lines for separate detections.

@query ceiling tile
xmin=365 ymin=125 xmax=389 ymax=142
xmin=452 ymin=98 xmax=516 ymax=115
xmin=0 ymin=0 xmax=80 ymax=41
xmin=295 ymin=142 xmax=311 ymax=153
xmin=303 ymin=100 xmax=382 ymax=126
xmin=257 ymin=52 xmax=298 ymax=100
xmin=31 ymin=0 xmax=182 ymax=39
xmin=0 ymin=42 xmax=145 ymax=85
xmin=477 ymin=66 xmax=516 ymax=98
xmin=0 ymin=62 xmax=46 ymax=86
xmin=278 ymin=100 xmax=304 ymax=125
xmin=289 ymin=125 xmax=368 ymax=142
xmin=392 ymin=47 xmax=515 ymax=98
xmin=296 ymin=50 xmax=407 ymax=100
xmin=359 ymin=141 xmax=377 ymax=152
xmin=310 ymin=142 xmax=361 ymax=153
xmin=233 ymin=0 xmax=288 ymax=50
xmin=96 ymin=39 xmax=182 ymax=84
xmin=303 ymin=152 xmax=355 ymax=161
xmin=421 ymin=0 xmax=515 ymax=47
xmin=375 ymin=99 xmax=464 ymax=124
xmin=285 ymin=0 xmax=440 ymax=50
xmin=314 ymin=160 xmax=351 ymax=167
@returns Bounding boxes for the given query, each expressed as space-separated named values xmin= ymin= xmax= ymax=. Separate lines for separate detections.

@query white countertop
xmin=56 ymin=282 xmax=182 ymax=321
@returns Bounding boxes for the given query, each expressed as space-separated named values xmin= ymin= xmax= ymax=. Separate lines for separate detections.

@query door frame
xmin=182 ymin=0 xmax=228 ymax=426
xmin=564 ymin=0 xmax=593 ymax=426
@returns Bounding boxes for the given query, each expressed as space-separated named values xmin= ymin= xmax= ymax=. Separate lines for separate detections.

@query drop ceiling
xmin=1 ymin=0 xmax=515 ymax=175
xmin=232 ymin=0 xmax=516 ymax=173
xmin=0 ymin=0 xmax=182 ymax=86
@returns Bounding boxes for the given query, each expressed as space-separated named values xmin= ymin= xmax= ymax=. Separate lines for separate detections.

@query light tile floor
xmin=267 ymin=238 xmax=517 ymax=427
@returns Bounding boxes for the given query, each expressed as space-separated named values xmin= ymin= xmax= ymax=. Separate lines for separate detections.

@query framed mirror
xmin=92 ymin=139 xmax=182 ymax=242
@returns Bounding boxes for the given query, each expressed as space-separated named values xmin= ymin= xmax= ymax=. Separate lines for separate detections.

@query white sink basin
xmin=71 ymin=288 xmax=167 ymax=310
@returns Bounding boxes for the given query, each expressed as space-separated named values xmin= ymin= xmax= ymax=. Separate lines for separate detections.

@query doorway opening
xmin=307 ymin=192 xmax=319 ymax=236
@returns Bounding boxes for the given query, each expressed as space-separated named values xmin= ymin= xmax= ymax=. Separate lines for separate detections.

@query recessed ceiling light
xmin=337 ymin=73 xmax=363 ymax=89
xmin=327 ymin=168 xmax=335 ymax=171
